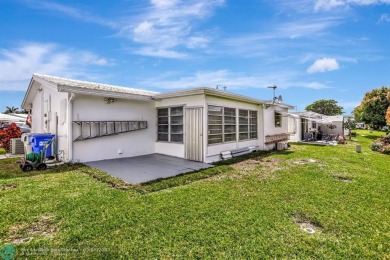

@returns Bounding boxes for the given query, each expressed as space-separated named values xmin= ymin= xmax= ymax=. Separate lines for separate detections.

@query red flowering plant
xmin=371 ymin=134 xmax=390 ymax=155
xmin=0 ymin=123 xmax=22 ymax=152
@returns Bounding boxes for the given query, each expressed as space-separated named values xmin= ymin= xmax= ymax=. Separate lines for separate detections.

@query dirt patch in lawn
xmin=333 ymin=175 xmax=354 ymax=182
xmin=232 ymin=157 xmax=283 ymax=169
xmin=292 ymin=158 xmax=327 ymax=166
xmin=293 ymin=213 xmax=323 ymax=234
xmin=1 ymin=183 xmax=17 ymax=190
xmin=219 ymin=157 xmax=285 ymax=180
xmin=6 ymin=215 xmax=59 ymax=244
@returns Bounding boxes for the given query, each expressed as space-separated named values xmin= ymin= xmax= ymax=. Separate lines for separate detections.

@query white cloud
xmin=315 ymin=0 xmax=390 ymax=11
xmin=307 ymin=58 xmax=340 ymax=73
xmin=21 ymin=0 xmax=117 ymax=28
xmin=339 ymin=100 xmax=360 ymax=109
xmin=378 ymin=13 xmax=390 ymax=22
xmin=119 ymin=0 xmax=224 ymax=58
xmin=0 ymin=43 xmax=114 ymax=91
xmin=134 ymin=47 xmax=188 ymax=59
xmin=139 ymin=70 xmax=329 ymax=90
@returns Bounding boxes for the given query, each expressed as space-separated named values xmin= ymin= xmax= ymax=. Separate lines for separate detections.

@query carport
xmin=84 ymin=154 xmax=213 ymax=184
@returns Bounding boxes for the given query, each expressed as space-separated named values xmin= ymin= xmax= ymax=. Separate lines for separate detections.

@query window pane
xmin=224 ymin=133 xmax=236 ymax=142
xmin=239 ymin=110 xmax=248 ymax=117
xmin=171 ymin=134 xmax=183 ymax=142
xmin=171 ymin=116 xmax=183 ymax=125
xmin=158 ymin=125 xmax=168 ymax=133
xmin=158 ymin=116 xmax=168 ymax=124
xmin=224 ymin=125 xmax=236 ymax=133
xmin=249 ymin=111 xmax=257 ymax=118
xmin=275 ymin=112 xmax=282 ymax=127
xmin=208 ymin=105 xmax=223 ymax=115
xmin=209 ymin=125 xmax=222 ymax=134
xmin=250 ymin=132 xmax=258 ymax=139
xmin=224 ymin=107 xmax=235 ymax=116
xmin=208 ymin=115 xmax=222 ymax=124
xmin=239 ymin=133 xmax=249 ymax=140
xmin=158 ymin=108 xmax=168 ymax=117
xmin=171 ymin=125 xmax=183 ymax=134
xmin=224 ymin=116 xmax=236 ymax=124
xmin=239 ymin=117 xmax=248 ymax=124
xmin=250 ymin=125 xmax=257 ymax=132
xmin=171 ymin=107 xmax=183 ymax=116
xmin=158 ymin=133 xmax=168 ymax=141
xmin=208 ymin=135 xmax=223 ymax=144
xmin=250 ymin=118 xmax=257 ymax=124
xmin=239 ymin=125 xmax=248 ymax=132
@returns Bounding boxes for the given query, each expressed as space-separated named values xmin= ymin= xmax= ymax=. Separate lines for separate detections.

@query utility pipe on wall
xmin=66 ymin=93 xmax=75 ymax=162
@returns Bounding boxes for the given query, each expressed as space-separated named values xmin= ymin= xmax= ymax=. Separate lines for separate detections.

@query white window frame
xmin=275 ymin=112 xmax=282 ymax=128
xmin=239 ymin=109 xmax=258 ymax=141
xmin=157 ymin=106 xmax=184 ymax=143
xmin=207 ymin=105 xmax=236 ymax=145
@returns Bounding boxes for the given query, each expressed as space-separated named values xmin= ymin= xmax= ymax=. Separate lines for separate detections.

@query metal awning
xmin=0 ymin=113 xmax=25 ymax=122
xmin=301 ymin=117 xmax=333 ymax=124
xmin=278 ymin=111 xmax=300 ymax=119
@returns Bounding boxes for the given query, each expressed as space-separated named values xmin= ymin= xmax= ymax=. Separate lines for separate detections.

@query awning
xmin=0 ymin=113 xmax=25 ymax=122
xmin=278 ymin=111 xmax=300 ymax=119
xmin=301 ymin=117 xmax=333 ymax=124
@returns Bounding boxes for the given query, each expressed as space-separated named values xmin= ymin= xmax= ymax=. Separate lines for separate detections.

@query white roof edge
xmin=57 ymin=85 xmax=154 ymax=101
xmin=154 ymin=87 xmax=269 ymax=105
xmin=21 ymin=77 xmax=35 ymax=109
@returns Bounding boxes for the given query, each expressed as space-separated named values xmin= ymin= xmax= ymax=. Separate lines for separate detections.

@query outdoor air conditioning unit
xmin=10 ymin=138 xmax=24 ymax=155
xmin=277 ymin=141 xmax=288 ymax=151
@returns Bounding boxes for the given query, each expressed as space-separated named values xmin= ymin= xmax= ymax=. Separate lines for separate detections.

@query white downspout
xmin=261 ymin=104 xmax=266 ymax=150
xmin=66 ymin=93 xmax=75 ymax=162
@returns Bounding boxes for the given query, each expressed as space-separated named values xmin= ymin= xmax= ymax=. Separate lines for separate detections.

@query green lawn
xmin=0 ymin=148 xmax=5 ymax=155
xmin=0 ymin=130 xmax=389 ymax=259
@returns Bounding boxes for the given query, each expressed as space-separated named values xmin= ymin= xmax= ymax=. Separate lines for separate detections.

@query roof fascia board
xmin=153 ymin=88 xmax=205 ymax=99
xmin=204 ymin=88 xmax=263 ymax=105
xmin=57 ymin=85 xmax=154 ymax=101
xmin=32 ymin=75 xmax=59 ymax=91
xmin=154 ymin=87 xmax=265 ymax=105
xmin=21 ymin=77 xmax=35 ymax=109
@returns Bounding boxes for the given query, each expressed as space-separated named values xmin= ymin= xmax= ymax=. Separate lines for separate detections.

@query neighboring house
xmin=289 ymin=111 xmax=349 ymax=142
xmin=22 ymin=74 xmax=295 ymax=163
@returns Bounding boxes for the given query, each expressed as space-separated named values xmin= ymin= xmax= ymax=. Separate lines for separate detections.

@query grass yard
xmin=0 ymin=130 xmax=389 ymax=259
xmin=0 ymin=148 xmax=5 ymax=155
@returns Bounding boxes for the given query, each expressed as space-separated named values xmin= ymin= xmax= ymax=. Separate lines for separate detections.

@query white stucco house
xmin=289 ymin=111 xmax=349 ymax=142
xmin=22 ymin=74 xmax=295 ymax=163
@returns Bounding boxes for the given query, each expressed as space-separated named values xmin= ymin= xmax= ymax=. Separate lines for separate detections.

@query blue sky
xmin=1 ymin=0 xmax=390 ymax=114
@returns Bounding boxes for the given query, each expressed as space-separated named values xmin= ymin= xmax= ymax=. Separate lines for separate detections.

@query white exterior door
xmin=185 ymin=107 xmax=203 ymax=162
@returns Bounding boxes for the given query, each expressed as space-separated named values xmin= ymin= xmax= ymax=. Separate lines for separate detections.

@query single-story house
xmin=289 ymin=111 xmax=349 ymax=142
xmin=22 ymin=74 xmax=295 ymax=163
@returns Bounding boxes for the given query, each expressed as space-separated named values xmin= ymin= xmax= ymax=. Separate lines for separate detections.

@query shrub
xmin=0 ymin=123 xmax=22 ymax=152
xmin=371 ymin=141 xmax=384 ymax=151
xmin=379 ymin=145 xmax=390 ymax=154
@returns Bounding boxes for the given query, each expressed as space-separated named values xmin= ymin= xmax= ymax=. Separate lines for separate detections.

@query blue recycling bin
xmin=29 ymin=134 xmax=55 ymax=158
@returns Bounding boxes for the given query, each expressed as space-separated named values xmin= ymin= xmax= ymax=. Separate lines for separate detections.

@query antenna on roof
xmin=267 ymin=85 xmax=277 ymax=103
xmin=223 ymin=85 xmax=227 ymax=91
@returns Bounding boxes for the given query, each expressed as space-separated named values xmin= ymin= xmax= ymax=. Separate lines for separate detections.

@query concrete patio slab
xmin=84 ymin=154 xmax=213 ymax=184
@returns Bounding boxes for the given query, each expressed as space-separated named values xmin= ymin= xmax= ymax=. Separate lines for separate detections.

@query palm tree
xmin=4 ymin=106 xmax=19 ymax=114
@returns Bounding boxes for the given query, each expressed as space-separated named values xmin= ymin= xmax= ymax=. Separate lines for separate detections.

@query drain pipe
xmin=66 ymin=93 xmax=75 ymax=163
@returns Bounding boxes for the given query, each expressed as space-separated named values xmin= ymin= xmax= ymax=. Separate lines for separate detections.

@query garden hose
xmin=26 ymin=153 xmax=41 ymax=164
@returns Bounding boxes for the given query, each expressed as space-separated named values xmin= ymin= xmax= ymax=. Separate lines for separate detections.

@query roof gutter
xmin=57 ymin=85 xmax=155 ymax=101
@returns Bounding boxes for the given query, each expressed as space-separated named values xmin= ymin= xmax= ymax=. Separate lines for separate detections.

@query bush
xmin=371 ymin=141 xmax=384 ymax=151
xmin=379 ymin=145 xmax=390 ymax=154
xmin=0 ymin=123 xmax=22 ymax=152
xmin=370 ymin=134 xmax=390 ymax=154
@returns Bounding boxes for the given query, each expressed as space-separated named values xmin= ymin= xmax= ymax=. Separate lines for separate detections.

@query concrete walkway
xmin=85 ymin=154 xmax=213 ymax=184
xmin=0 ymin=153 xmax=24 ymax=160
